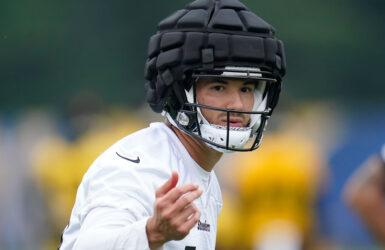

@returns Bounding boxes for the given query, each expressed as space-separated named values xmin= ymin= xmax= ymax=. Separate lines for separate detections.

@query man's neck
xmin=168 ymin=123 xmax=222 ymax=172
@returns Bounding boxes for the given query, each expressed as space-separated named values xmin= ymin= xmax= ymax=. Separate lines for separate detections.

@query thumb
xmin=156 ymin=171 xmax=178 ymax=198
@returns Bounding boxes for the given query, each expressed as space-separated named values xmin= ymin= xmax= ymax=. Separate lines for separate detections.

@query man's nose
xmin=225 ymin=91 xmax=244 ymax=110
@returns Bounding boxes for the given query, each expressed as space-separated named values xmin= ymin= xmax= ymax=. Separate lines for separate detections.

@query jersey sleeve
xmin=73 ymin=207 xmax=150 ymax=250
xmin=65 ymin=148 xmax=171 ymax=250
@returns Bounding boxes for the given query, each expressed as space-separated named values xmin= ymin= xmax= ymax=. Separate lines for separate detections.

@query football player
xmin=59 ymin=0 xmax=286 ymax=249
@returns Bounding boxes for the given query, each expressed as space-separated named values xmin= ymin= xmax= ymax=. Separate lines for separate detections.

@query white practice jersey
xmin=59 ymin=122 xmax=222 ymax=250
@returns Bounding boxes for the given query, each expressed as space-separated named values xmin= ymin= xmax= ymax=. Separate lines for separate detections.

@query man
xmin=344 ymin=145 xmax=385 ymax=245
xmin=59 ymin=0 xmax=286 ymax=249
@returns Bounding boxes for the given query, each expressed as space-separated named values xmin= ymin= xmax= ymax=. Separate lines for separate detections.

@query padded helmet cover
xmin=144 ymin=0 xmax=286 ymax=114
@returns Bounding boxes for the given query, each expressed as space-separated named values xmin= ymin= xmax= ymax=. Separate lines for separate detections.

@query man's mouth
xmin=220 ymin=118 xmax=244 ymax=127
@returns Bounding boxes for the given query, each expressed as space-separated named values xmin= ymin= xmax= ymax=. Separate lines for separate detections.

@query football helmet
xmin=144 ymin=0 xmax=286 ymax=152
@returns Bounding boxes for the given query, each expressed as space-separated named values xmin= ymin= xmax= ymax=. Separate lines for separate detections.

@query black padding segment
xmin=270 ymin=25 xmax=276 ymax=34
xmin=156 ymin=48 xmax=182 ymax=70
xmin=208 ymin=33 xmax=229 ymax=60
xmin=277 ymin=39 xmax=284 ymax=57
xmin=209 ymin=9 xmax=244 ymax=31
xmin=160 ymin=32 xmax=185 ymax=51
xmin=275 ymin=55 xmax=282 ymax=70
xmin=217 ymin=0 xmax=246 ymax=10
xmin=158 ymin=9 xmax=188 ymax=30
xmin=177 ymin=9 xmax=208 ymax=28
xmin=148 ymin=34 xmax=161 ymax=58
xmin=144 ymin=81 xmax=153 ymax=93
xmin=161 ymin=69 xmax=174 ymax=86
xmin=239 ymin=11 xmax=271 ymax=33
xmin=145 ymin=85 xmax=157 ymax=103
xmin=264 ymin=38 xmax=277 ymax=64
xmin=231 ymin=35 xmax=264 ymax=61
xmin=155 ymin=75 xmax=167 ymax=98
xmin=277 ymin=40 xmax=286 ymax=73
xmin=187 ymin=0 xmax=214 ymax=10
xmin=201 ymin=48 xmax=214 ymax=65
xmin=183 ymin=32 xmax=205 ymax=63
xmin=144 ymin=57 xmax=157 ymax=80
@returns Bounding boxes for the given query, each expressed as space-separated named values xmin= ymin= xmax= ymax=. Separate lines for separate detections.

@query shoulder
xmin=69 ymin=122 xmax=193 ymax=223
xmin=111 ymin=122 xmax=185 ymax=170
xmin=92 ymin=122 xmax=174 ymax=167
xmin=84 ymin=123 xmax=175 ymax=177
xmin=80 ymin=122 xmax=186 ymax=195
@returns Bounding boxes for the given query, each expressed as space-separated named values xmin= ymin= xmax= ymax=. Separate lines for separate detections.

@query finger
xmin=164 ymin=183 xmax=200 ymax=203
xmin=173 ymin=188 xmax=203 ymax=212
xmin=174 ymin=204 xmax=199 ymax=224
xmin=168 ymin=205 xmax=199 ymax=236
xmin=178 ymin=209 xmax=201 ymax=234
xmin=156 ymin=171 xmax=179 ymax=198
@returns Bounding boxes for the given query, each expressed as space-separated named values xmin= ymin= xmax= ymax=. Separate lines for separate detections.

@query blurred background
xmin=0 ymin=0 xmax=384 ymax=249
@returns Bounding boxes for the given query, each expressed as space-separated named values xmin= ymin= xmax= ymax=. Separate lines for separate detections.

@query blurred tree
xmin=0 ymin=0 xmax=384 ymax=112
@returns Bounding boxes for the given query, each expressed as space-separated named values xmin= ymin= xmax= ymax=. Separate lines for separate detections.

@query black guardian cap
xmin=144 ymin=0 xmax=286 ymax=151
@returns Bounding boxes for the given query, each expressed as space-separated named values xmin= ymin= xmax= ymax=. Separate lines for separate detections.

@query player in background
xmin=32 ymin=109 xmax=144 ymax=250
xmin=58 ymin=0 xmax=286 ymax=249
xmin=343 ymin=144 xmax=385 ymax=245
xmin=216 ymin=104 xmax=329 ymax=250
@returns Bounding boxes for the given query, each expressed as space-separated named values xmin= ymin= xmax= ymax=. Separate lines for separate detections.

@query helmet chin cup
xmin=200 ymin=124 xmax=252 ymax=153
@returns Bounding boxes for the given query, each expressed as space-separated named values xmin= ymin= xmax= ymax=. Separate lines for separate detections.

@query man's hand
xmin=146 ymin=171 xmax=203 ymax=249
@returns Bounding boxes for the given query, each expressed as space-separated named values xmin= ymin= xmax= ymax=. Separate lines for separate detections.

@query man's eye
xmin=212 ymin=85 xmax=224 ymax=91
xmin=241 ymin=87 xmax=253 ymax=93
